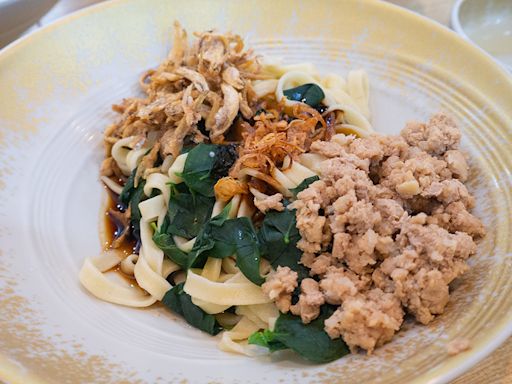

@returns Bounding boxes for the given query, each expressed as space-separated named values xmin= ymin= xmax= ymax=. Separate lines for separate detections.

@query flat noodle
xmin=335 ymin=123 xmax=370 ymax=138
xmin=252 ymin=79 xmax=278 ymax=98
xmin=79 ymin=258 xmax=156 ymax=307
xmin=144 ymin=173 xmax=172 ymax=204
xmin=282 ymin=159 xmax=318 ymax=184
xmin=100 ymin=176 xmax=123 ymax=195
xmin=222 ymin=257 xmax=239 ymax=274
xmin=321 ymin=73 xmax=347 ymax=91
xmin=347 ymin=69 xmax=370 ymax=119
xmin=139 ymin=195 xmax=166 ymax=223
xmin=133 ymin=250 xmax=171 ymax=300
xmin=201 ymin=257 xmax=222 ymax=281
xmin=235 ymin=306 xmax=268 ymax=329
xmin=126 ymin=148 xmax=148 ymax=173
xmin=111 ymin=136 xmax=146 ymax=175
xmin=192 ymin=297 xmax=230 ymax=314
xmin=218 ymin=317 xmax=269 ymax=356
xmin=162 ymin=259 xmax=181 ymax=278
xmin=90 ymin=249 xmax=125 ymax=272
xmin=168 ymin=153 xmax=188 ymax=183
xmin=298 ymin=153 xmax=328 ymax=173
xmin=139 ymin=206 xmax=165 ymax=272
xmin=324 ymin=104 xmax=373 ymax=133
xmin=271 ymin=167 xmax=297 ymax=189
xmin=225 ymin=316 xmax=263 ymax=340
xmin=132 ymin=194 xmax=174 ymax=300
xmin=246 ymin=303 xmax=280 ymax=328
xmin=174 ymin=236 xmax=196 ymax=252
xmin=184 ymin=270 xmax=271 ymax=306
xmin=120 ymin=254 xmax=138 ymax=276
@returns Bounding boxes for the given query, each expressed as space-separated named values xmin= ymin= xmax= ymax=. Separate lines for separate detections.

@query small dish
xmin=451 ymin=0 xmax=512 ymax=71
xmin=0 ymin=0 xmax=58 ymax=48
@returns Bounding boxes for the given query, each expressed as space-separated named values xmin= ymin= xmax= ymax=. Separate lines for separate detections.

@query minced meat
xmin=264 ymin=113 xmax=484 ymax=353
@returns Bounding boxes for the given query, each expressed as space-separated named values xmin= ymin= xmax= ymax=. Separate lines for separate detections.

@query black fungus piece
xmin=211 ymin=144 xmax=238 ymax=179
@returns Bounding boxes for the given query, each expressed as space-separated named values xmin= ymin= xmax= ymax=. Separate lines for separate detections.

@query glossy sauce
xmin=103 ymin=191 xmax=140 ymax=282
xmin=103 ymin=190 xmax=137 ymax=256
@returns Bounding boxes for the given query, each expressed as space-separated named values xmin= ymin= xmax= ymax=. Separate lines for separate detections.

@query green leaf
xmin=162 ymin=283 xmax=222 ymax=335
xmin=117 ymin=167 xmax=147 ymax=242
xmin=219 ymin=218 xmax=263 ymax=286
xmin=129 ymin=178 xmax=146 ymax=241
xmin=167 ymin=190 xmax=215 ymax=238
xmin=248 ymin=307 xmax=350 ymax=363
xmin=190 ymin=216 xmax=264 ymax=286
xmin=258 ymin=208 xmax=309 ymax=281
xmin=119 ymin=169 xmax=136 ymax=206
xmin=248 ymin=329 xmax=287 ymax=352
xmin=290 ymin=176 xmax=319 ymax=197
xmin=283 ymin=83 xmax=325 ymax=107
xmin=181 ymin=144 xmax=238 ymax=196
xmin=185 ymin=203 xmax=232 ymax=268
xmin=181 ymin=144 xmax=218 ymax=196
xmin=152 ymin=231 xmax=189 ymax=269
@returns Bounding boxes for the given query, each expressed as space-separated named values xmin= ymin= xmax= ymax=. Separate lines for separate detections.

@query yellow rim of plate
xmin=0 ymin=0 xmax=511 ymax=383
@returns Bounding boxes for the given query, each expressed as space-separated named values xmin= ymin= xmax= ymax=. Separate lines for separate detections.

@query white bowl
xmin=451 ymin=0 xmax=512 ymax=71
xmin=0 ymin=0 xmax=58 ymax=48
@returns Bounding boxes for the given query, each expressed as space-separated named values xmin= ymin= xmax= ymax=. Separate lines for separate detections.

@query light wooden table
xmin=29 ymin=0 xmax=512 ymax=383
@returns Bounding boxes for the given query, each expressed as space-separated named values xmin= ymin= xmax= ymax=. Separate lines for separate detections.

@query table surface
xmin=25 ymin=1 xmax=512 ymax=383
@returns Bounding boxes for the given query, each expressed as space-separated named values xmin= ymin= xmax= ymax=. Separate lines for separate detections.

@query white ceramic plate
xmin=1 ymin=1 xmax=512 ymax=383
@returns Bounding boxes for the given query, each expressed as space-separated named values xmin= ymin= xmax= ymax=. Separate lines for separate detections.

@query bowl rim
xmin=451 ymin=0 xmax=468 ymax=39
xmin=0 ymin=1 xmax=511 ymax=383
xmin=450 ymin=0 xmax=511 ymax=72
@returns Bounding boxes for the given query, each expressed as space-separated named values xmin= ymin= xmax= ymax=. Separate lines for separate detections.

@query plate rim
xmin=0 ymin=0 xmax=511 ymax=383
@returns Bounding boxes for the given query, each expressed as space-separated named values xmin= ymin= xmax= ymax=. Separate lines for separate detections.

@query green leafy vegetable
xmin=116 ymin=168 xmax=147 ymax=242
xmin=181 ymin=144 xmax=238 ymax=196
xmin=283 ymin=83 xmax=325 ymax=107
xmin=258 ymin=208 xmax=309 ymax=281
xmin=152 ymin=230 xmax=189 ymax=269
xmin=162 ymin=283 xmax=222 ymax=335
xmin=248 ymin=307 xmax=350 ymax=363
xmin=191 ymin=214 xmax=264 ymax=286
xmin=184 ymin=203 xmax=232 ymax=267
xmin=180 ymin=144 xmax=218 ymax=196
xmin=130 ymin=179 xmax=147 ymax=239
xmin=167 ymin=190 xmax=215 ymax=238
xmin=118 ymin=169 xmax=136 ymax=207
xmin=216 ymin=218 xmax=263 ymax=286
xmin=155 ymin=201 xmax=263 ymax=285
xmin=117 ymin=169 xmax=144 ymax=238
xmin=290 ymin=176 xmax=319 ymax=197
xmin=248 ymin=329 xmax=287 ymax=352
